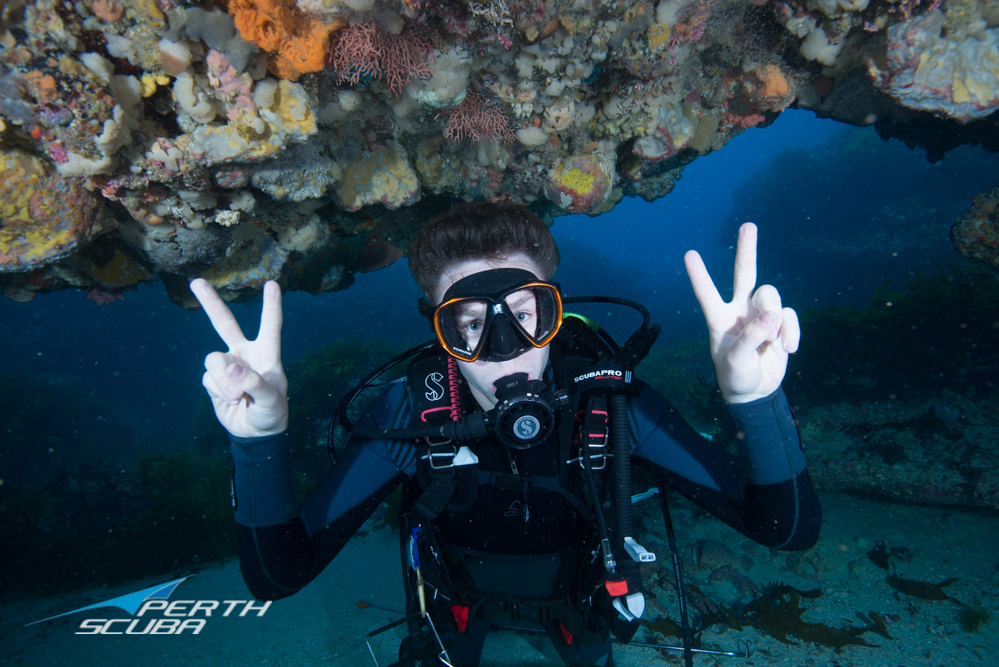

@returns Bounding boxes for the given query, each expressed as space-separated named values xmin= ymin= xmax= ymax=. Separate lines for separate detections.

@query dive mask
xmin=433 ymin=268 xmax=563 ymax=362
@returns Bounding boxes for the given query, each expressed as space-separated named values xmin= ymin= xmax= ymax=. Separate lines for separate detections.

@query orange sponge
xmin=757 ymin=64 xmax=790 ymax=99
xmin=228 ymin=0 xmax=344 ymax=81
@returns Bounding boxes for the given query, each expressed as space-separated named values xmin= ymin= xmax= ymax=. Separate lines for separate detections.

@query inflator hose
xmin=610 ymin=395 xmax=641 ymax=589
xmin=611 ymin=394 xmax=633 ymax=539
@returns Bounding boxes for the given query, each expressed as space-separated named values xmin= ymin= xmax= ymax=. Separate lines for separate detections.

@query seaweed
xmin=885 ymin=572 xmax=960 ymax=603
xmin=958 ymin=603 xmax=992 ymax=633
xmin=642 ymin=584 xmax=891 ymax=651
xmin=866 ymin=541 xmax=891 ymax=571
xmin=641 ymin=615 xmax=684 ymax=640
xmin=867 ymin=541 xmax=962 ymax=603
xmin=782 ymin=263 xmax=999 ymax=409
xmin=738 ymin=584 xmax=889 ymax=650
xmin=284 ymin=337 xmax=399 ymax=486
xmin=0 ymin=449 xmax=235 ymax=599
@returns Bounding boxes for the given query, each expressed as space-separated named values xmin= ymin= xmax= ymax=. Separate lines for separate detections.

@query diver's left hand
xmin=684 ymin=223 xmax=800 ymax=404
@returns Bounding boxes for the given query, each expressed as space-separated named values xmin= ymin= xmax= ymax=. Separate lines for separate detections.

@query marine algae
xmin=958 ymin=602 xmax=992 ymax=633
xmin=885 ymin=572 xmax=960 ymax=603
xmin=642 ymin=584 xmax=891 ymax=651
xmin=739 ymin=584 xmax=890 ymax=650
xmin=867 ymin=541 xmax=961 ymax=603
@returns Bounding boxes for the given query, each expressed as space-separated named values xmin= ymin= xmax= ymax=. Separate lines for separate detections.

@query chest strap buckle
xmin=423 ymin=442 xmax=457 ymax=470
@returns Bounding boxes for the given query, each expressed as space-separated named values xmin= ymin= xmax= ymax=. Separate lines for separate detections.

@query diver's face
xmin=435 ymin=255 xmax=550 ymax=410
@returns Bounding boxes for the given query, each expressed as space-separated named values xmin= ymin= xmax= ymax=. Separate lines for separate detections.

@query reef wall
xmin=1 ymin=0 xmax=997 ymax=306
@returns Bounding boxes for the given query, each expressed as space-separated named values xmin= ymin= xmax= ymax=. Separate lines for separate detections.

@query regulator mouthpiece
xmin=489 ymin=373 xmax=556 ymax=450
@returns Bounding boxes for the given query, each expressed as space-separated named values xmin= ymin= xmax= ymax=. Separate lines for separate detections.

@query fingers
xmin=204 ymin=351 xmax=282 ymax=408
xmin=751 ymin=285 xmax=782 ymax=341
xmin=256 ymin=280 xmax=284 ymax=356
xmin=191 ymin=278 xmax=248 ymax=351
xmin=780 ymin=306 xmax=800 ymax=353
xmin=224 ymin=360 xmax=280 ymax=405
xmin=684 ymin=250 xmax=725 ymax=315
xmin=732 ymin=223 xmax=758 ymax=302
xmin=726 ymin=309 xmax=782 ymax=370
xmin=203 ymin=351 xmax=241 ymax=404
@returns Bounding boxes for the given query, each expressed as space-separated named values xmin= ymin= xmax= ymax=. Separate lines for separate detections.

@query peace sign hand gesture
xmin=684 ymin=223 xmax=800 ymax=404
xmin=191 ymin=279 xmax=289 ymax=438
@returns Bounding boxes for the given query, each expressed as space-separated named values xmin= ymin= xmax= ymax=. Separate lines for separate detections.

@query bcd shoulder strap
xmin=407 ymin=351 xmax=467 ymax=520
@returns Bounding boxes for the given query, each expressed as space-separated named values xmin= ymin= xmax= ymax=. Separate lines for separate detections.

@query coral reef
xmin=1 ymin=0 xmax=998 ymax=303
xmin=953 ymin=183 xmax=999 ymax=267
xmin=869 ymin=9 xmax=999 ymax=123
xmin=0 ymin=147 xmax=107 ymax=271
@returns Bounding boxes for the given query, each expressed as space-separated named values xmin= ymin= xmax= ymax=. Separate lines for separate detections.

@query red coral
xmin=723 ymin=112 xmax=766 ymax=129
xmin=436 ymin=90 xmax=515 ymax=143
xmin=329 ymin=23 xmax=433 ymax=97
xmin=670 ymin=0 xmax=711 ymax=49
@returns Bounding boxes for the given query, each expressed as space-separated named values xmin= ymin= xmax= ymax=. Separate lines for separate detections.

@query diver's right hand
xmin=191 ymin=279 xmax=289 ymax=438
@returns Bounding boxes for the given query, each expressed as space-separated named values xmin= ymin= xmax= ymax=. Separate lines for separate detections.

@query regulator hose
xmin=611 ymin=394 xmax=642 ymax=601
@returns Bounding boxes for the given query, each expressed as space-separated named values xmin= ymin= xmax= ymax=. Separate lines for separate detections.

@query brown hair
xmin=408 ymin=202 xmax=560 ymax=310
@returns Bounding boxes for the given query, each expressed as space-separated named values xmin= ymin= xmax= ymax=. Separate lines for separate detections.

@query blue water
xmin=1 ymin=108 xmax=996 ymax=476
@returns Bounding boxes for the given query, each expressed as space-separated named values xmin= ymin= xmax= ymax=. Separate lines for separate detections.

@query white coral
xmin=174 ymin=71 xmax=218 ymax=123
xmin=542 ymin=98 xmax=575 ymax=133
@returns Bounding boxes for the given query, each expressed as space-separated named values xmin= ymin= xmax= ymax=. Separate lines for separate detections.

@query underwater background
xmin=3 ymin=108 xmax=999 ymax=666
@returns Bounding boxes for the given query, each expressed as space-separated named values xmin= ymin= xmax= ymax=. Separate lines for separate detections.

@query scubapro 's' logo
xmin=425 ymin=372 xmax=445 ymax=401
xmin=25 ymin=576 xmax=270 ymax=636
xmin=513 ymin=415 xmax=541 ymax=440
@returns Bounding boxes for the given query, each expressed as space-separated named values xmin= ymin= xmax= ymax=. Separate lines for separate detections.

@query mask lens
xmin=436 ymin=298 xmax=490 ymax=361
xmin=504 ymin=285 xmax=560 ymax=345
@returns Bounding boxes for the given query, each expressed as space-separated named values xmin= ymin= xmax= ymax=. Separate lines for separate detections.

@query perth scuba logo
xmin=25 ymin=577 xmax=271 ymax=636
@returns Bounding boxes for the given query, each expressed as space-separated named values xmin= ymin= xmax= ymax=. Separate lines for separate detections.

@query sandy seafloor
xmin=3 ymin=490 xmax=997 ymax=667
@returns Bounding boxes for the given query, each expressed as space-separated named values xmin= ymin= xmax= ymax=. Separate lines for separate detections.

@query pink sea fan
xmin=436 ymin=90 xmax=515 ymax=143
xmin=329 ymin=23 xmax=434 ymax=97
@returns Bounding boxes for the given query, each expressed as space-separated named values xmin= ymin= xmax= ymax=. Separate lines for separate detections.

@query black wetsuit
xmin=229 ymin=375 xmax=820 ymax=666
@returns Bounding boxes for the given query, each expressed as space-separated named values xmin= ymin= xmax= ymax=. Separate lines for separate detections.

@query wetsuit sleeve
xmin=228 ymin=380 xmax=417 ymax=600
xmin=630 ymin=382 xmax=820 ymax=551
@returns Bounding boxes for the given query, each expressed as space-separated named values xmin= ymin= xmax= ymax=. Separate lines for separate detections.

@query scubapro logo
xmin=26 ymin=576 xmax=270 ymax=636
xmin=425 ymin=372 xmax=445 ymax=401
xmin=573 ymin=370 xmax=623 ymax=383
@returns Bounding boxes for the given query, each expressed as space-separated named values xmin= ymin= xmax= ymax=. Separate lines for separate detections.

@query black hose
xmin=659 ymin=491 xmax=694 ymax=667
xmin=611 ymin=394 xmax=642 ymax=601
xmin=611 ymin=394 xmax=633 ymax=540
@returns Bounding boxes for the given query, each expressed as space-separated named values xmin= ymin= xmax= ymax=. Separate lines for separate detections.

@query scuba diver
xmin=191 ymin=202 xmax=820 ymax=667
